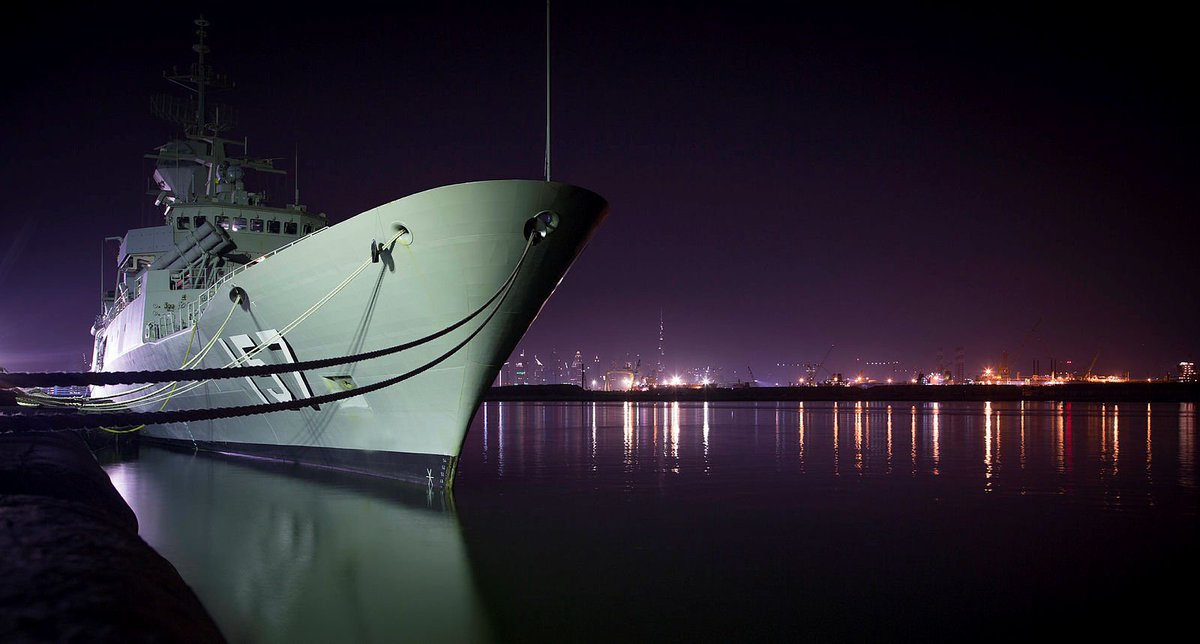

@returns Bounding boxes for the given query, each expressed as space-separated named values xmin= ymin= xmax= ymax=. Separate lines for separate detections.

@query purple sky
xmin=2 ymin=3 xmax=1195 ymax=381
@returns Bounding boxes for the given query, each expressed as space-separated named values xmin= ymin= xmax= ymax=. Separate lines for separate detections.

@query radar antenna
xmin=154 ymin=16 xmax=236 ymax=135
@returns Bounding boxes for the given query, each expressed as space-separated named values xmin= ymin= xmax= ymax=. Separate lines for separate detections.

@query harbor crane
xmin=802 ymin=344 xmax=835 ymax=385
xmin=1084 ymin=351 xmax=1101 ymax=380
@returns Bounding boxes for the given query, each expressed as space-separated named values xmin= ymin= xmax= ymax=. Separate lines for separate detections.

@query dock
xmin=0 ymin=431 xmax=224 ymax=642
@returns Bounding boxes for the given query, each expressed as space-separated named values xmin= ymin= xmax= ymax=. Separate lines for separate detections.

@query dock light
xmin=671 ymin=375 xmax=683 ymax=386
xmin=887 ymin=378 xmax=893 ymax=384
xmin=701 ymin=377 xmax=711 ymax=386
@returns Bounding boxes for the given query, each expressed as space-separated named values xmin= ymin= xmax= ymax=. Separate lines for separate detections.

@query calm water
xmin=105 ymin=401 xmax=1198 ymax=642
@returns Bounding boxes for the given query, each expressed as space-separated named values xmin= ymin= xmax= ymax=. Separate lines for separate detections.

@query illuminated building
xmin=572 ymin=351 xmax=586 ymax=387
xmin=1181 ymin=361 xmax=1197 ymax=383
xmin=532 ymin=355 xmax=546 ymax=384
xmin=513 ymin=350 xmax=529 ymax=385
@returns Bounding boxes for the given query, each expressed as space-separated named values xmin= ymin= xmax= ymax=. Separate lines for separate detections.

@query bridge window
xmin=250 ymin=218 xmax=264 ymax=232
xmin=176 ymin=216 xmax=190 ymax=230
xmin=233 ymin=217 xmax=248 ymax=231
xmin=215 ymin=216 xmax=229 ymax=230
xmin=303 ymin=224 xmax=313 ymax=235
xmin=284 ymin=222 xmax=298 ymax=235
xmin=194 ymin=215 xmax=207 ymax=228
xmin=267 ymin=220 xmax=281 ymax=234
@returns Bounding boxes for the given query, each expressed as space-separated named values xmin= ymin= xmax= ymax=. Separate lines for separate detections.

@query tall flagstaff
xmin=544 ymin=0 xmax=551 ymax=182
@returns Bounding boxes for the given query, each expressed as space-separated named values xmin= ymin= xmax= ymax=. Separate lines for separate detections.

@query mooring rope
xmin=0 ymin=235 xmax=535 ymax=432
xmin=1 ymin=233 xmax=533 ymax=390
xmin=21 ymin=292 xmax=242 ymax=410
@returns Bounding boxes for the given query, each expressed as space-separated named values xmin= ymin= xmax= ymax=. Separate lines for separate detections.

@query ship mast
xmin=544 ymin=0 xmax=551 ymax=182
xmin=161 ymin=15 xmax=233 ymax=137
xmin=194 ymin=17 xmax=209 ymax=134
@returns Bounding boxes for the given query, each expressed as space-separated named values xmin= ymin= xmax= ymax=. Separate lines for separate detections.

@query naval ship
xmin=88 ymin=18 xmax=607 ymax=488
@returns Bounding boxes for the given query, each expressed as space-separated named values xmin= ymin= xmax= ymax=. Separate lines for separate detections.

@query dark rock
xmin=0 ymin=432 xmax=137 ymax=532
xmin=0 ymin=432 xmax=224 ymax=642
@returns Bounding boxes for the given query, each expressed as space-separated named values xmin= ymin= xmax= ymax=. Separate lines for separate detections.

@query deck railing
xmin=181 ymin=225 xmax=330 ymax=327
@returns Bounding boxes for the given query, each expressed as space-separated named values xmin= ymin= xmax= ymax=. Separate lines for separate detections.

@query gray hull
xmin=96 ymin=180 xmax=607 ymax=487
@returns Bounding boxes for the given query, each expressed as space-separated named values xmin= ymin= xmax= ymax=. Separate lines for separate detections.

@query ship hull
xmin=96 ymin=180 xmax=606 ymax=487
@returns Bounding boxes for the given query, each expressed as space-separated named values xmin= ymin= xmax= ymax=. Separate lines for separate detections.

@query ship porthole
xmin=392 ymin=222 xmax=413 ymax=246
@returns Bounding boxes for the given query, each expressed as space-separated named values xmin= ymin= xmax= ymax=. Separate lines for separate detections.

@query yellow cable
xmin=99 ymin=229 xmax=398 ymax=409
xmin=92 ymin=227 xmax=412 ymax=428
xmin=99 ymin=302 xmax=203 ymax=433
xmin=87 ymin=291 xmax=244 ymax=409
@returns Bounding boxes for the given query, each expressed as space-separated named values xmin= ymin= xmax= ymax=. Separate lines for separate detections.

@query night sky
xmin=2 ymin=3 xmax=1195 ymax=382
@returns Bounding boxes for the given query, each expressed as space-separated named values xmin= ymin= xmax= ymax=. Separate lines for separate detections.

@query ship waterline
xmin=95 ymin=180 xmax=607 ymax=486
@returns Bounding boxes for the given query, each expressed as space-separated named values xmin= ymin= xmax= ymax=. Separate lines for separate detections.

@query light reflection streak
xmin=1101 ymin=404 xmax=1107 ymax=457
xmin=591 ymin=402 xmax=597 ymax=469
xmin=1181 ymin=403 xmax=1195 ymax=489
xmin=636 ymin=403 xmax=642 ymax=457
xmin=797 ymin=402 xmax=805 ymax=471
xmin=482 ymin=402 xmax=488 ymax=460
xmin=932 ymin=402 xmax=940 ymax=475
xmin=984 ymin=401 xmax=993 ymax=491
xmin=498 ymin=401 xmax=505 ymax=478
xmin=854 ymin=401 xmax=863 ymax=474
xmin=1147 ymin=403 xmax=1153 ymax=481
xmin=1113 ymin=404 xmax=1120 ymax=476
xmin=1057 ymin=402 xmax=1065 ymax=473
xmin=886 ymin=404 xmax=893 ymax=474
xmin=702 ymin=401 xmax=710 ymax=473
xmin=653 ymin=403 xmax=661 ymax=456
xmin=863 ymin=401 xmax=871 ymax=451
xmin=988 ymin=402 xmax=998 ymax=467
xmin=623 ymin=401 xmax=634 ymax=468
xmin=1020 ymin=401 xmax=1026 ymax=470
xmin=669 ymin=402 xmax=680 ymax=467
xmin=910 ymin=405 xmax=917 ymax=476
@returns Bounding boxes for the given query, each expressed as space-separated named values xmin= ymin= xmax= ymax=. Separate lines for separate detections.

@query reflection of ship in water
xmin=105 ymin=448 xmax=491 ymax=643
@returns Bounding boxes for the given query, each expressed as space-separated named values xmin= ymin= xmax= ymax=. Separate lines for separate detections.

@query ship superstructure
xmin=96 ymin=18 xmax=327 ymax=366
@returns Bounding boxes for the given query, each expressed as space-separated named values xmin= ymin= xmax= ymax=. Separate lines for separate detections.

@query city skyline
xmin=1 ymin=4 xmax=1194 ymax=377
xmin=501 ymin=338 xmax=1192 ymax=389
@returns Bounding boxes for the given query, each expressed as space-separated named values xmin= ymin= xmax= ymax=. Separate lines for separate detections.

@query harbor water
xmin=104 ymin=401 xmax=1198 ymax=642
